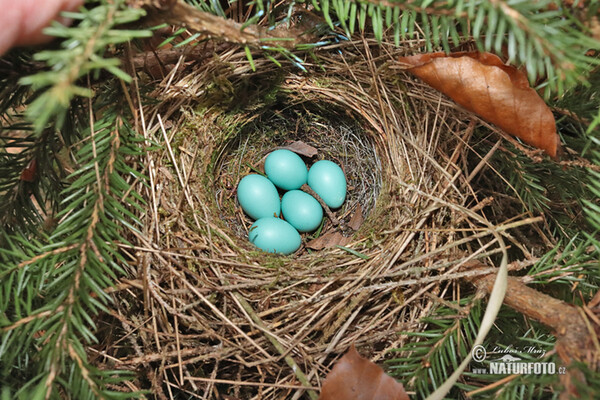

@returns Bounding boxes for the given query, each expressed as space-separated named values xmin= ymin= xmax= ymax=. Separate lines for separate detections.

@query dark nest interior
xmin=104 ymin=35 xmax=540 ymax=399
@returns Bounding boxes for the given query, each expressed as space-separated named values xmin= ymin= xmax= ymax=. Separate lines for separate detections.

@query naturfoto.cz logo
xmin=470 ymin=345 xmax=566 ymax=375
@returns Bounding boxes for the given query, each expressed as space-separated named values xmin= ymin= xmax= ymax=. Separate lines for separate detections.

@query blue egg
xmin=264 ymin=149 xmax=308 ymax=190
xmin=237 ymin=174 xmax=280 ymax=220
xmin=249 ymin=217 xmax=301 ymax=255
xmin=281 ymin=190 xmax=323 ymax=232
xmin=307 ymin=160 xmax=346 ymax=208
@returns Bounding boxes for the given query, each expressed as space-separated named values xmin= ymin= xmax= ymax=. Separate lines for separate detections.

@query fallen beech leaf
xmin=282 ymin=140 xmax=318 ymax=158
xmin=398 ymin=52 xmax=560 ymax=158
xmin=348 ymin=204 xmax=364 ymax=231
xmin=319 ymin=345 xmax=409 ymax=400
xmin=306 ymin=231 xmax=349 ymax=250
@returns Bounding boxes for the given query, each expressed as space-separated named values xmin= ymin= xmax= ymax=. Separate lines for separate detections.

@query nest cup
xmin=214 ymin=106 xmax=383 ymax=247
xmin=133 ymin=37 xmax=470 ymax=399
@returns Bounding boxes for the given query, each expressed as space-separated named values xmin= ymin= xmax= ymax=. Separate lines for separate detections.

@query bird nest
xmin=115 ymin=36 xmax=503 ymax=399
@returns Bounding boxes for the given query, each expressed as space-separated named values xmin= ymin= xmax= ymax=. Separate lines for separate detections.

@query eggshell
xmin=249 ymin=217 xmax=301 ymax=255
xmin=307 ymin=160 xmax=346 ymax=208
xmin=237 ymin=174 xmax=281 ymax=220
xmin=281 ymin=190 xmax=323 ymax=232
xmin=264 ymin=149 xmax=308 ymax=190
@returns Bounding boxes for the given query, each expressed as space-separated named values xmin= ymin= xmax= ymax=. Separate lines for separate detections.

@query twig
xmin=466 ymin=374 xmax=519 ymax=397
xmin=467 ymin=270 xmax=589 ymax=362
xmin=186 ymin=376 xmax=319 ymax=390
xmin=301 ymin=183 xmax=339 ymax=227
xmin=135 ymin=0 xmax=304 ymax=48
xmin=466 ymin=263 xmax=596 ymax=399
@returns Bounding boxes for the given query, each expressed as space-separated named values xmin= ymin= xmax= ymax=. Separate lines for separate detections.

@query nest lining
xmin=213 ymin=106 xmax=383 ymax=246
xmin=115 ymin=37 xmax=504 ymax=400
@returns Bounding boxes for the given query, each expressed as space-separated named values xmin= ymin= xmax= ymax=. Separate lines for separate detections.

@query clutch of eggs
xmin=237 ymin=149 xmax=347 ymax=255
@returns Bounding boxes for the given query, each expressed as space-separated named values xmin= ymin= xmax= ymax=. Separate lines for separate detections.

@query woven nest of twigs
xmin=113 ymin=35 xmax=505 ymax=399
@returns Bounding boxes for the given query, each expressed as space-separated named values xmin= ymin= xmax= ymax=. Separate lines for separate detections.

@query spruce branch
xmin=387 ymin=297 xmax=482 ymax=397
xmin=129 ymin=0 xmax=600 ymax=95
xmin=1 ymin=109 xmax=146 ymax=398
xmin=132 ymin=0 xmax=324 ymax=71
xmin=19 ymin=0 xmax=151 ymax=133
xmin=467 ymin=263 xmax=598 ymax=399
xmin=135 ymin=0 xmax=288 ymax=46
xmin=477 ymin=134 xmax=598 ymax=243
xmin=469 ymin=267 xmax=590 ymax=363
xmin=387 ymin=237 xmax=599 ymax=398
xmin=583 ymin=120 xmax=600 ymax=230
xmin=524 ymin=236 xmax=600 ymax=291
xmin=313 ymin=0 xmax=600 ymax=95
xmin=40 ymin=125 xmax=118 ymax=397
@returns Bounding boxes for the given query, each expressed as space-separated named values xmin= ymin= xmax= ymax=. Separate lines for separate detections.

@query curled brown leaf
xmin=306 ymin=231 xmax=349 ymax=250
xmin=348 ymin=204 xmax=364 ymax=231
xmin=283 ymin=140 xmax=319 ymax=158
xmin=398 ymin=52 xmax=560 ymax=158
xmin=319 ymin=344 xmax=409 ymax=400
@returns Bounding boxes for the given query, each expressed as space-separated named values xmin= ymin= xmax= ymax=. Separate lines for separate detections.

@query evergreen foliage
xmin=388 ymin=236 xmax=598 ymax=398
xmin=307 ymin=0 xmax=599 ymax=96
xmin=387 ymin=298 xmax=565 ymax=399
xmin=386 ymin=297 xmax=483 ymax=397
xmin=1 ymin=1 xmax=150 ymax=398
xmin=0 ymin=0 xmax=598 ymax=398
xmin=0 ymin=99 xmax=147 ymax=398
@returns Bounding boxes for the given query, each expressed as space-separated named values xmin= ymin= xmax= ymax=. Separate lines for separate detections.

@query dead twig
xmin=466 ymin=263 xmax=598 ymax=400
xmin=301 ymin=183 xmax=339 ymax=227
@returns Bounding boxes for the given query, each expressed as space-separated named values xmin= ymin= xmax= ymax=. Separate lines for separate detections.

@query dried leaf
xmin=398 ymin=52 xmax=560 ymax=158
xmin=20 ymin=159 xmax=37 ymax=182
xmin=319 ymin=345 xmax=409 ymax=400
xmin=348 ymin=204 xmax=363 ymax=231
xmin=282 ymin=141 xmax=318 ymax=158
xmin=306 ymin=231 xmax=350 ymax=250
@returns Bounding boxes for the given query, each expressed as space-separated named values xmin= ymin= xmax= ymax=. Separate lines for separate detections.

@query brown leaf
xmin=20 ymin=159 xmax=37 ymax=182
xmin=348 ymin=204 xmax=364 ymax=231
xmin=306 ymin=231 xmax=350 ymax=250
xmin=282 ymin=141 xmax=318 ymax=158
xmin=319 ymin=345 xmax=409 ymax=400
xmin=398 ymin=52 xmax=560 ymax=158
